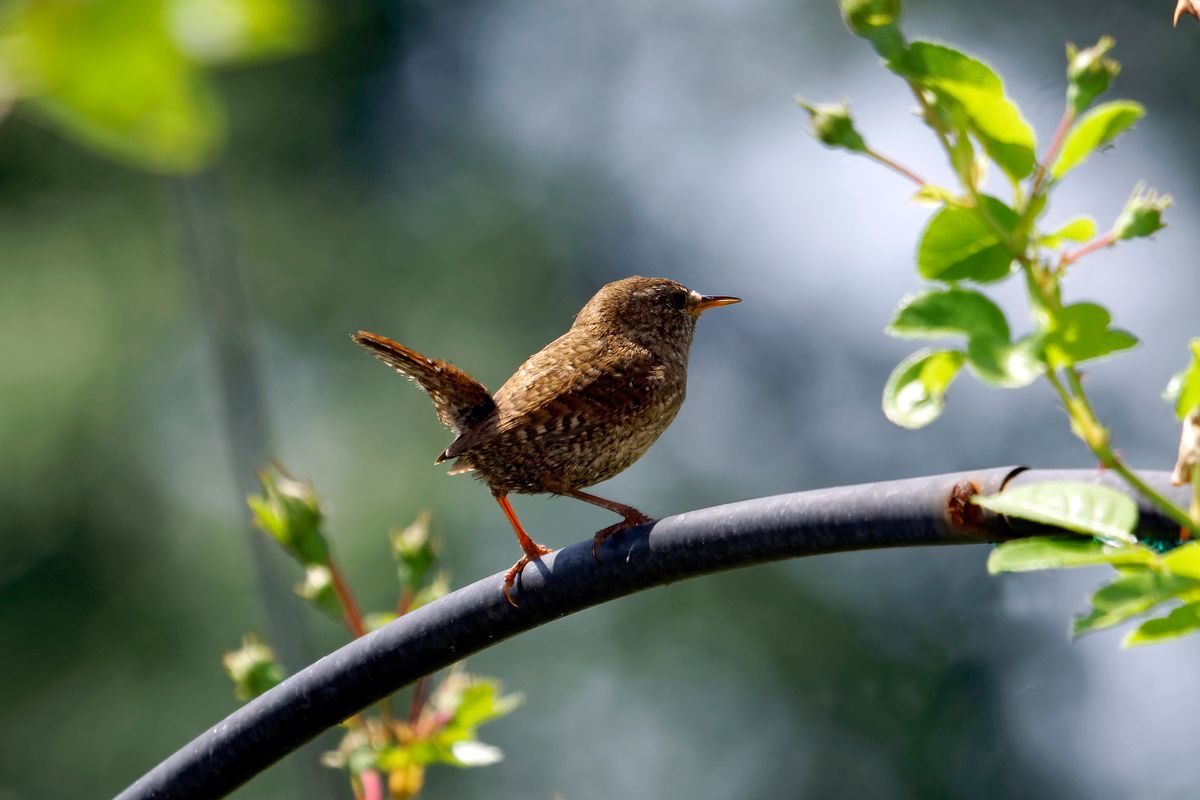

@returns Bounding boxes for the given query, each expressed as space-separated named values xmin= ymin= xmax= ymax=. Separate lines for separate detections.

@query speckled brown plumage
xmin=353 ymin=275 xmax=739 ymax=605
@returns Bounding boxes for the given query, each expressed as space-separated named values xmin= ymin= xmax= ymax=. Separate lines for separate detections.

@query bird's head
xmin=573 ymin=276 xmax=740 ymax=351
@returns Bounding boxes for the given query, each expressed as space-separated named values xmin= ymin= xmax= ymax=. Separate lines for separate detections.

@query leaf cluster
xmin=233 ymin=465 xmax=519 ymax=799
xmin=803 ymin=0 xmax=1200 ymax=647
xmin=990 ymin=534 xmax=1200 ymax=647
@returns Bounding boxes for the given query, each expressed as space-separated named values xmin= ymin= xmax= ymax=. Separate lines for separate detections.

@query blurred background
xmin=2 ymin=0 xmax=1199 ymax=797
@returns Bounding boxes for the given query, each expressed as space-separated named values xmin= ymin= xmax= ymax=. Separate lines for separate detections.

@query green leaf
xmin=222 ymin=634 xmax=285 ymax=701
xmin=0 ymin=0 xmax=315 ymax=173
xmin=410 ymin=572 xmax=450 ymax=612
xmin=972 ymin=481 xmax=1138 ymax=544
xmin=364 ymin=612 xmax=397 ymax=632
xmin=838 ymin=0 xmax=905 ymax=60
xmin=248 ymin=465 xmax=330 ymax=566
xmin=917 ymin=195 xmax=1018 ymax=283
xmin=1039 ymin=216 xmax=1097 ymax=248
xmin=1042 ymin=303 xmax=1137 ymax=369
xmin=987 ymin=537 xmax=1156 ymax=574
xmin=886 ymin=288 xmax=1040 ymax=387
xmin=1162 ymin=541 xmax=1200 ymax=579
xmin=1125 ymin=601 xmax=1200 ymax=646
xmin=1050 ymin=101 xmax=1144 ymax=179
xmin=1163 ymin=339 xmax=1200 ymax=419
xmin=391 ymin=512 xmax=438 ymax=590
xmin=447 ymin=680 xmax=524 ymax=730
xmin=966 ymin=333 xmax=1043 ymax=388
xmin=796 ymin=99 xmax=868 ymax=153
xmin=1074 ymin=570 xmax=1200 ymax=636
xmin=882 ymin=349 xmax=966 ymax=428
xmin=888 ymin=287 xmax=1010 ymax=342
xmin=1111 ymin=183 xmax=1170 ymax=241
xmin=911 ymin=185 xmax=958 ymax=206
xmin=0 ymin=0 xmax=225 ymax=173
xmin=901 ymin=42 xmax=1036 ymax=180
xmin=296 ymin=564 xmax=341 ymax=618
xmin=1066 ymin=37 xmax=1120 ymax=114
xmin=409 ymin=672 xmax=523 ymax=768
xmin=168 ymin=0 xmax=318 ymax=66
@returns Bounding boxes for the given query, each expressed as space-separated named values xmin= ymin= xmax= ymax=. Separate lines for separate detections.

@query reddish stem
xmin=1060 ymin=232 xmax=1116 ymax=267
xmin=328 ymin=559 xmax=367 ymax=639
xmin=867 ymin=149 xmax=927 ymax=186
xmin=408 ymin=676 xmax=429 ymax=724
xmin=1042 ymin=109 xmax=1075 ymax=173
xmin=396 ymin=588 xmax=414 ymax=618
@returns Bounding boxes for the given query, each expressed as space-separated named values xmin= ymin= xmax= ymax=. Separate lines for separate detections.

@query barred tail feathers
xmin=351 ymin=331 xmax=495 ymax=433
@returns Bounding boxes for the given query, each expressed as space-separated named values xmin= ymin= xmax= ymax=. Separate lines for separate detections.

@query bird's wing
xmin=441 ymin=334 xmax=663 ymax=459
xmin=352 ymin=331 xmax=495 ymax=433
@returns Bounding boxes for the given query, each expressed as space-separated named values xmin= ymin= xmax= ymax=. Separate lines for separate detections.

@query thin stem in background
xmin=865 ymin=148 xmax=927 ymax=186
xmin=176 ymin=174 xmax=339 ymax=800
xmin=1060 ymin=232 xmax=1117 ymax=268
xmin=328 ymin=559 xmax=368 ymax=639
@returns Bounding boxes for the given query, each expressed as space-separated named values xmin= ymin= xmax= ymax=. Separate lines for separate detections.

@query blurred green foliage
xmin=0 ymin=0 xmax=316 ymax=172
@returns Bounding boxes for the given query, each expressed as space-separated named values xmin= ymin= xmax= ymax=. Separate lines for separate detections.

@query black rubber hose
xmin=115 ymin=467 xmax=1189 ymax=799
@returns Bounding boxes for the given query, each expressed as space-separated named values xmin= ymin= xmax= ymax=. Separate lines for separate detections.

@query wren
xmin=353 ymin=276 xmax=740 ymax=605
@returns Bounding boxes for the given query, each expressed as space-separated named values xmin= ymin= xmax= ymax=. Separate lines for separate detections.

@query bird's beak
xmin=694 ymin=295 xmax=741 ymax=314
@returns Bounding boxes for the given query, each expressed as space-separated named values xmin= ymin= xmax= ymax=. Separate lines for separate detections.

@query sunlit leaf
xmin=1162 ymin=541 xmax=1200 ymax=579
xmin=838 ymin=0 xmax=905 ymax=60
xmin=901 ymin=41 xmax=1037 ymax=180
xmin=1050 ymin=100 xmax=1143 ymax=179
xmin=886 ymin=288 xmax=1040 ymax=387
xmin=0 ymin=0 xmax=316 ymax=173
xmin=1074 ymin=570 xmax=1200 ymax=636
xmin=1042 ymin=303 xmax=1137 ymax=369
xmin=973 ymin=481 xmax=1138 ymax=544
xmin=1039 ymin=216 xmax=1097 ymax=248
xmin=168 ymin=0 xmax=318 ymax=66
xmin=364 ymin=611 xmax=397 ymax=632
xmin=966 ymin=333 xmax=1043 ymax=388
xmin=1163 ymin=339 xmax=1200 ymax=420
xmin=917 ymin=195 xmax=1018 ymax=283
xmin=296 ymin=564 xmax=340 ymax=618
xmin=882 ymin=349 xmax=966 ymax=428
xmin=410 ymin=571 xmax=450 ymax=612
xmin=449 ymin=741 xmax=504 ymax=767
xmin=1124 ymin=601 xmax=1200 ymax=646
xmin=222 ymin=634 xmax=285 ymax=701
xmin=0 ymin=0 xmax=224 ymax=173
xmin=987 ymin=537 xmax=1156 ymax=574
xmin=911 ymin=185 xmax=958 ymax=206
xmin=888 ymin=287 xmax=1010 ymax=342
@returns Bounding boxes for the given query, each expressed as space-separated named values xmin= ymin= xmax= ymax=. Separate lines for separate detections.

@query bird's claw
xmin=591 ymin=514 xmax=655 ymax=562
xmin=502 ymin=545 xmax=552 ymax=607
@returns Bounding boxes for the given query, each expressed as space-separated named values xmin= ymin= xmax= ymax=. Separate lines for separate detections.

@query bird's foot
xmin=502 ymin=543 xmax=553 ymax=608
xmin=591 ymin=512 xmax=655 ymax=562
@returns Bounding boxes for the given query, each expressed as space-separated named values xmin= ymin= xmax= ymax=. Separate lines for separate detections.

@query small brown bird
xmin=353 ymin=275 xmax=740 ymax=605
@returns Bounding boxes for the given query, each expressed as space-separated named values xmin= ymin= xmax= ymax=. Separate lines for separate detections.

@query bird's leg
xmin=495 ymin=493 xmax=552 ymax=607
xmin=563 ymin=488 xmax=654 ymax=560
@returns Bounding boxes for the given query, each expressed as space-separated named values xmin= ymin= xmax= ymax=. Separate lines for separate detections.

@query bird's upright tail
xmin=352 ymin=331 xmax=496 ymax=433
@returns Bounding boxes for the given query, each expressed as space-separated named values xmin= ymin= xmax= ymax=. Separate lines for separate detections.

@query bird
xmin=352 ymin=275 xmax=740 ymax=606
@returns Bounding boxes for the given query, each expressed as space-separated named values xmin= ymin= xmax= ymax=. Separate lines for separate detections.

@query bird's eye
xmin=669 ymin=290 xmax=688 ymax=310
